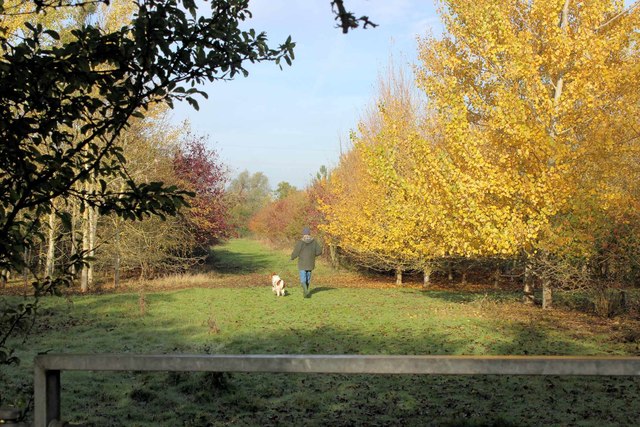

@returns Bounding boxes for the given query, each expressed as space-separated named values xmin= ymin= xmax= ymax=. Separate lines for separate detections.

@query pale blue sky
xmin=170 ymin=0 xmax=442 ymax=189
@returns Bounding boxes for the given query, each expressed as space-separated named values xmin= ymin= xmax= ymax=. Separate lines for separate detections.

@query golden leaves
xmin=323 ymin=0 xmax=640 ymax=273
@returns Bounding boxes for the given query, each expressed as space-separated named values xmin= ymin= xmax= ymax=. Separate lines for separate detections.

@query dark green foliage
xmin=0 ymin=0 xmax=294 ymax=366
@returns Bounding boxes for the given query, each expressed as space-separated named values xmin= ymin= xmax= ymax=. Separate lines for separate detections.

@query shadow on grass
xmin=308 ymin=286 xmax=337 ymax=297
xmin=17 ymin=292 xmax=640 ymax=427
xmin=490 ymin=321 xmax=589 ymax=355
xmin=205 ymin=249 xmax=273 ymax=274
xmin=55 ymin=322 xmax=640 ymax=427
xmin=420 ymin=289 xmax=521 ymax=304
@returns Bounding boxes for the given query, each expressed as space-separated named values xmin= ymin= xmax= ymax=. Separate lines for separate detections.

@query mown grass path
xmin=206 ymin=238 xmax=343 ymax=293
xmin=204 ymin=238 xmax=375 ymax=290
xmin=2 ymin=239 xmax=640 ymax=426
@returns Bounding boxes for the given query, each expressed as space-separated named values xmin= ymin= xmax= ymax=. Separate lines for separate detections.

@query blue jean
xmin=299 ymin=270 xmax=312 ymax=291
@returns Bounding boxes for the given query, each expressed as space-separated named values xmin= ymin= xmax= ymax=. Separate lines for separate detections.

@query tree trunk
xmin=113 ymin=181 xmax=126 ymax=287
xmin=493 ymin=266 xmax=500 ymax=289
xmin=87 ymin=205 xmax=97 ymax=287
xmin=523 ymin=260 xmax=535 ymax=305
xmin=23 ymin=248 xmax=29 ymax=295
xmin=114 ymin=219 xmax=121 ymax=288
xmin=70 ymin=201 xmax=78 ymax=276
xmin=423 ymin=265 xmax=432 ymax=288
xmin=542 ymin=280 xmax=553 ymax=309
xmin=534 ymin=3 xmax=567 ymax=310
xmin=395 ymin=267 xmax=402 ymax=285
xmin=44 ymin=209 xmax=56 ymax=277
xmin=80 ymin=204 xmax=90 ymax=292
xmin=139 ymin=261 xmax=148 ymax=281
xmin=329 ymin=244 xmax=338 ymax=268
xmin=1 ymin=269 xmax=9 ymax=287
xmin=448 ymin=262 xmax=453 ymax=281
xmin=549 ymin=0 xmax=569 ymax=138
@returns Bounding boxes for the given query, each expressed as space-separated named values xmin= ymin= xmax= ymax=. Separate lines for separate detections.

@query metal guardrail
xmin=34 ymin=354 xmax=640 ymax=426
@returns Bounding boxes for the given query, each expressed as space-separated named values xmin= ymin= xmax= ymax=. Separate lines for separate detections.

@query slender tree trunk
xmin=70 ymin=201 xmax=78 ymax=276
xmin=114 ymin=218 xmax=121 ymax=288
xmin=113 ymin=181 xmax=126 ymax=287
xmin=535 ymin=2 xmax=567 ymax=310
xmin=549 ymin=0 xmax=569 ymax=138
xmin=536 ymin=0 xmax=569 ymax=309
xmin=554 ymin=0 xmax=569 ymax=103
xmin=1 ymin=269 xmax=9 ymax=287
xmin=329 ymin=244 xmax=338 ymax=268
xmin=38 ymin=240 xmax=45 ymax=276
xmin=44 ymin=209 xmax=56 ymax=277
xmin=423 ymin=264 xmax=432 ymax=288
xmin=542 ymin=280 xmax=553 ymax=309
xmin=80 ymin=203 xmax=90 ymax=292
xmin=139 ymin=261 xmax=148 ymax=281
xmin=395 ymin=267 xmax=403 ymax=285
xmin=493 ymin=266 xmax=501 ymax=289
xmin=87 ymin=205 xmax=97 ymax=287
xmin=23 ymin=248 xmax=29 ymax=295
xmin=523 ymin=259 xmax=535 ymax=305
xmin=448 ymin=262 xmax=453 ymax=281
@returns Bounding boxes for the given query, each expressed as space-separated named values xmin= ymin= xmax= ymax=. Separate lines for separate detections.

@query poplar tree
xmin=417 ymin=0 xmax=640 ymax=305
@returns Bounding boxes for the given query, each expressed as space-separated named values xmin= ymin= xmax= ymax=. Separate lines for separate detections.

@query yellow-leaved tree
xmin=417 ymin=0 xmax=640 ymax=306
xmin=321 ymin=64 xmax=449 ymax=284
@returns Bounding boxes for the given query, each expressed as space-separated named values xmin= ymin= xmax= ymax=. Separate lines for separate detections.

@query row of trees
xmin=321 ymin=0 xmax=640 ymax=308
xmin=248 ymin=1 xmax=640 ymax=312
xmin=2 ymin=108 xmax=231 ymax=290
xmin=4 ymin=126 xmax=314 ymax=292
xmin=248 ymin=167 xmax=329 ymax=245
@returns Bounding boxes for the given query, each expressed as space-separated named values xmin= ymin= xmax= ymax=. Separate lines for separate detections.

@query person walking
xmin=291 ymin=227 xmax=323 ymax=298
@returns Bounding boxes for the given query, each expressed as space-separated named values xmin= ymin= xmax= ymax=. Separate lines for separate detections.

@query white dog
xmin=271 ymin=273 xmax=286 ymax=296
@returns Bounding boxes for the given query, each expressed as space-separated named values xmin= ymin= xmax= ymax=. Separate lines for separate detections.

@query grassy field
xmin=2 ymin=239 xmax=640 ymax=426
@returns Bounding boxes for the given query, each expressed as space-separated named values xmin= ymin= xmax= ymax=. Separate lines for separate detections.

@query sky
xmin=170 ymin=0 xmax=443 ymax=190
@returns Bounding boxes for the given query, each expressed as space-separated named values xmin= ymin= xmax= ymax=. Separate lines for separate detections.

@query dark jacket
xmin=291 ymin=236 xmax=323 ymax=271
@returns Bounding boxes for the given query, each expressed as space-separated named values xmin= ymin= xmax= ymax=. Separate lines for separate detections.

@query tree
xmin=250 ymin=167 xmax=329 ymax=246
xmin=227 ymin=170 xmax=272 ymax=236
xmin=321 ymin=63 xmax=445 ymax=284
xmin=0 ymin=0 xmax=294 ymax=366
xmin=0 ymin=0 xmax=382 ymax=368
xmin=416 ymin=0 xmax=640 ymax=305
xmin=249 ymin=189 xmax=306 ymax=244
xmin=96 ymin=111 xmax=202 ymax=284
xmin=323 ymin=0 xmax=639 ymax=296
xmin=274 ymin=181 xmax=297 ymax=201
xmin=174 ymin=132 xmax=231 ymax=251
xmin=1 ymin=0 xmax=294 ymax=269
xmin=321 ymin=140 xmax=416 ymax=280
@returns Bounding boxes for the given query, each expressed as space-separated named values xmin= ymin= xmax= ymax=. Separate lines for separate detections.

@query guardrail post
xmin=34 ymin=357 xmax=60 ymax=427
